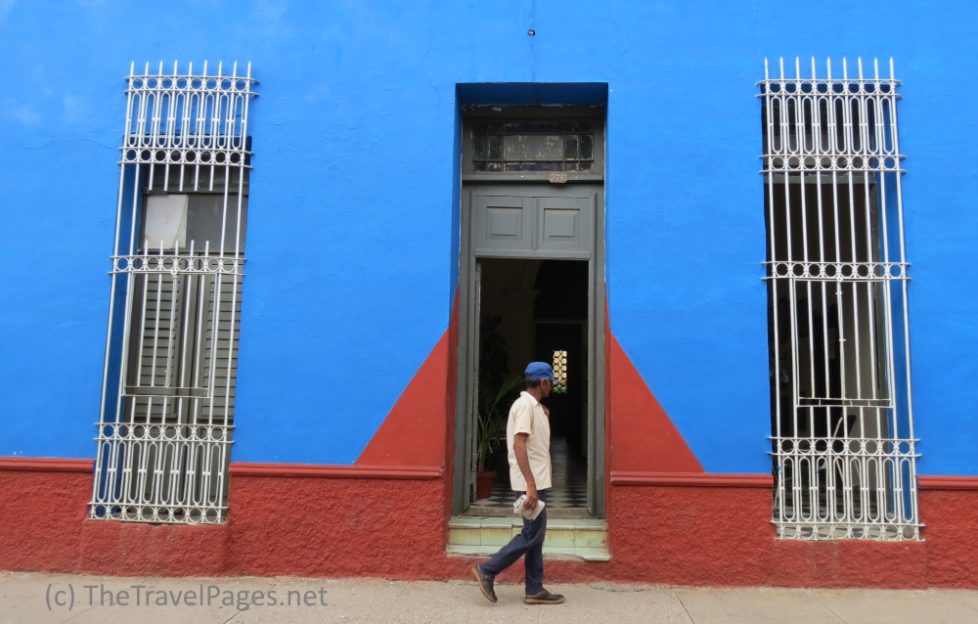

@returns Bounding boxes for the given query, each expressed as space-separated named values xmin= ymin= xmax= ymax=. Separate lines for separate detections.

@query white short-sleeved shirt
xmin=506 ymin=391 xmax=552 ymax=491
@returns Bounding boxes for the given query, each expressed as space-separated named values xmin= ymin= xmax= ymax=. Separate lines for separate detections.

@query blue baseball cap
xmin=524 ymin=361 xmax=555 ymax=382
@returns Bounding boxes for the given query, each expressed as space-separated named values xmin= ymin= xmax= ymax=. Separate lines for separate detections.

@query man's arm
xmin=513 ymin=433 xmax=538 ymax=509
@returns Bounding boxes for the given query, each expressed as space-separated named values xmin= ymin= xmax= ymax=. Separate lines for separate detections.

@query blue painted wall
xmin=0 ymin=1 xmax=975 ymax=475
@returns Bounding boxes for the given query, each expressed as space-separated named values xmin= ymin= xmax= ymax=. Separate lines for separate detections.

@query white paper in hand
xmin=513 ymin=494 xmax=545 ymax=521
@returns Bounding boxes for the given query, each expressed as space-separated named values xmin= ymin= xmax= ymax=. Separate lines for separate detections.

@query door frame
xmin=452 ymin=182 xmax=606 ymax=517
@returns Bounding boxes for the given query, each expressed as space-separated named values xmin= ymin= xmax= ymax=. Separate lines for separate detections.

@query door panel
xmin=475 ymin=195 xmax=531 ymax=253
xmin=538 ymin=196 xmax=591 ymax=253
xmin=466 ymin=261 xmax=482 ymax=504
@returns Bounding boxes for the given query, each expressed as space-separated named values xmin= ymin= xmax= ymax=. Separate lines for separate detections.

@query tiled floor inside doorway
xmin=470 ymin=437 xmax=588 ymax=515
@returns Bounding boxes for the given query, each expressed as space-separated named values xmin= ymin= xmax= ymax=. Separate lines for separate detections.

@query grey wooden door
xmin=471 ymin=186 xmax=596 ymax=259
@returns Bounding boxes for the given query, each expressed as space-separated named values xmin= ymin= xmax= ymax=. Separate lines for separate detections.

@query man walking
xmin=471 ymin=361 xmax=565 ymax=605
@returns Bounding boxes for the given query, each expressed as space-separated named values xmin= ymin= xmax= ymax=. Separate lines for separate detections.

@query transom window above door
xmin=462 ymin=107 xmax=605 ymax=179
xmin=471 ymin=121 xmax=595 ymax=172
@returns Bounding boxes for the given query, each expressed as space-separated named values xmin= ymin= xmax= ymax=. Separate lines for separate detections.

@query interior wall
xmin=479 ymin=259 xmax=541 ymax=379
xmin=770 ymin=181 xmax=888 ymax=440
xmin=479 ymin=259 xmax=590 ymax=383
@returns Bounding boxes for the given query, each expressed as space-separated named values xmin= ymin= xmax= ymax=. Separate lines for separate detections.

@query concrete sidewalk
xmin=1 ymin=571 xmax=976 ymax=624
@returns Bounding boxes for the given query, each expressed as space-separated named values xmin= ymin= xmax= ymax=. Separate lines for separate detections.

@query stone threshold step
xmin=447 ymin=544 xmax=611 ymax=562
xmin=465 ymin=504 xmax=595 ymax=519
xmin=449 ymin=516 xmax=607 ymax=529
xmin=447 ymin=515 xmax=609 ymax=562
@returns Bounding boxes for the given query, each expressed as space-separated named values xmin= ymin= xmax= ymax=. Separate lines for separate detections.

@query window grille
xmin=90 ymin=62 xmax=257 ymax=524
xmin=761 ymin=58 xmax=919 ymax=540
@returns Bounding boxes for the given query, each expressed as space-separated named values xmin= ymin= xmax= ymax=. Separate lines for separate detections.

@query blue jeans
xmin=479 ymin=489 xmax=549 ymax=595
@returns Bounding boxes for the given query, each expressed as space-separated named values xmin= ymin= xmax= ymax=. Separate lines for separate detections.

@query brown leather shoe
xmin=524 ymin=588 xmax=565 ymax=605
xmin=471 ymin=565 xmax=497 ymax=603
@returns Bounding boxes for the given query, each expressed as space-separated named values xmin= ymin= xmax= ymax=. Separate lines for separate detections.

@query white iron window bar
xmin=760 ymin=57 xmax=920 ymax=540
xmin=90 ymin=61 xmax=257 ymax=524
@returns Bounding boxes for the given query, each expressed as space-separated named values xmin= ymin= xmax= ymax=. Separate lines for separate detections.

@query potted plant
xmin=476 ymin=375 xmax=521 ymax=499
xmin=474 ymin=315 xmax=519 ymax=499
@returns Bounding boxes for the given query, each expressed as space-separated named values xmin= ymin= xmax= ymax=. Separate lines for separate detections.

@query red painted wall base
xmin=1 ymin=466 xmax=975 ymax=587
xmin=0 ymin=468 xmax=449 ymax=579
xmin=600 ymin=481 xmax=978 ymax=588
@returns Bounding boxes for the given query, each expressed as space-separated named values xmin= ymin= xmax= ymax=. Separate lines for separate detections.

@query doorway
xmin=469 ymin=259 xmax=590 ymax=515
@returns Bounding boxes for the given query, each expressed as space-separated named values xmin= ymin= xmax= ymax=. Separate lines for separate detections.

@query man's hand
xmin=524 ymin=484 xmax=538 ymax=510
